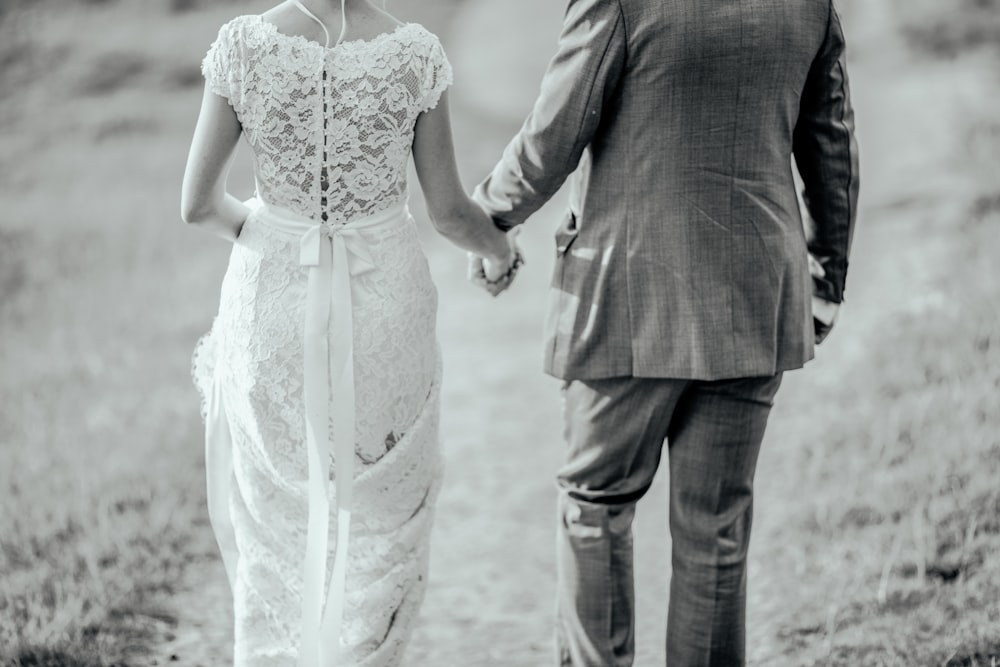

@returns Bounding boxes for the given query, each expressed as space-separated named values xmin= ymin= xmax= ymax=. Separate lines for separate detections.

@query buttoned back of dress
xmin=202 ymin=15 xmax=452 ymax=223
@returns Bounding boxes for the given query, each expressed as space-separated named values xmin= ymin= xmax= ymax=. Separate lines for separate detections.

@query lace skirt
xmin=192 ymin=205 xmax=443 ymax=666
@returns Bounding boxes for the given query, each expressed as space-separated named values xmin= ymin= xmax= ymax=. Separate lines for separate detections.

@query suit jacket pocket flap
xmin=555 ymin=212 xmax=580 ymax=256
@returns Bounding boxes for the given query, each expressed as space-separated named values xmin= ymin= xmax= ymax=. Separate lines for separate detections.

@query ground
xmin=0 ymin=0 xmax=997 ymax=665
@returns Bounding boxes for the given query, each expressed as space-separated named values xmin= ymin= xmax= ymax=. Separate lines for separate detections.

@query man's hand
xmin=812 ymin=296 xmax=839 ymax=345
xmin=809 ymin=253 xmax=839 ymax=345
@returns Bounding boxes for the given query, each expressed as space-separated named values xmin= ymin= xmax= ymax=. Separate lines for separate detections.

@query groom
xmin=471 ymin=0 xmax=858 ymax=665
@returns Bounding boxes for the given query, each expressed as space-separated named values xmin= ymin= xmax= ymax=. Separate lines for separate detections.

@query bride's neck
xmin=298 ymin=0 xmax=378 ymax=14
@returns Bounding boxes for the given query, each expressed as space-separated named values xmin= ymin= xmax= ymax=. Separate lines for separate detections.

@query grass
xmin=0 ymin=2 xmax=250 ymax=664
xmin=765 ymin=226 xmax=1000 ymax=665
xmin=1 ymin=0 xmax=998 ymax=665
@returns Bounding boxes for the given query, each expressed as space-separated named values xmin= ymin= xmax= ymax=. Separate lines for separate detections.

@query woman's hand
xmin=468 ymin=230 xmax=525 ymax=297
xmin=482 ymin=228 xmax=521 ymax=281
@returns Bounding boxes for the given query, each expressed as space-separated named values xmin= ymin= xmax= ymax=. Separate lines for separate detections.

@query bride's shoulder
xmin=398 ymin=23 xmax=448 ymax=58
xmin=207 ymin=14 xmax=275 ymax=53
xmin=210 ymin=13 xmax=270 ymax=41
xmin=214 ymin=13 xmax=260 ymax=32
xmin=403 ymin=23 xmax=443 ymax=44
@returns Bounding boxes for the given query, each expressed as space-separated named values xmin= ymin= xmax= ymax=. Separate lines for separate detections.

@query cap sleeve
xmin=419 ymin=33 xmax=453 ymax=113
xmin=201 ymin=18 xmax=244 ymax=106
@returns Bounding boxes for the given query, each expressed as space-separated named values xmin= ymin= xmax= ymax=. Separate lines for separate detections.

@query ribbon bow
xmin=299 ymin=221 xmax=377 ymax=276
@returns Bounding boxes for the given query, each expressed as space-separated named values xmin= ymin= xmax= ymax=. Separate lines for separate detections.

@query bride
xmin=180 ymin=0 xmax=519 ymax=664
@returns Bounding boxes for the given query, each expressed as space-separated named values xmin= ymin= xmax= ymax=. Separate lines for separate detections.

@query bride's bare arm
xmin=181 ymin=86 xmax=251 ymax=241
xmin=412 ymin=92 xmax=511 ymax=265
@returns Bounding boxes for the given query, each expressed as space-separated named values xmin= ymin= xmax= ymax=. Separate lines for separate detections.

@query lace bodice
xmin=202 ymin=15 xmax=453 ymax=223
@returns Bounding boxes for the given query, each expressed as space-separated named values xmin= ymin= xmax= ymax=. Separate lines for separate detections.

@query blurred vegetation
xmin=0 ymin=1 xmax=248 ymax=664
xmin=900 ymin=0 xmax=1000 ymax=58
xmin=778 ymin=222 xmax=1000 ymax=665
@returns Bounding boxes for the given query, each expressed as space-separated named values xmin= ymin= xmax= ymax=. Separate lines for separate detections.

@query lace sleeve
xmin=419 ymin=34 xmax=453 ymax=113
xmin=201 ymin=18 xmax=244 ymax=107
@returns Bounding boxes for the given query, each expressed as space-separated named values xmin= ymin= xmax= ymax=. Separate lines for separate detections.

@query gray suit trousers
xmin=556 ymin=374 xmax=783 ymax=666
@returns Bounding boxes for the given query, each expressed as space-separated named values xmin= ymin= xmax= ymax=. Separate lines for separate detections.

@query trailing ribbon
xmin=297 ymin=217 xmax=377 ymax=666
xmin=252 ymin=200 xmax=404 ymax=667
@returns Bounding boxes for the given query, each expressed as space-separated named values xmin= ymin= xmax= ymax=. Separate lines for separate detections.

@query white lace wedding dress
xmin=191 ymin=10 xmax=451 ymax=666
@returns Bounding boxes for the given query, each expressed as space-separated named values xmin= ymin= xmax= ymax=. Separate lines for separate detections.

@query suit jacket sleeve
xmin=793 ymin=1 xmax=860 ymax=304
xmin=473 ymin=0 xmax=627 ymax=230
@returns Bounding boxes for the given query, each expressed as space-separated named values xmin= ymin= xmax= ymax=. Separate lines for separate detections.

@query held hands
xmin=468 ymin=229 xmax=525 ymax=297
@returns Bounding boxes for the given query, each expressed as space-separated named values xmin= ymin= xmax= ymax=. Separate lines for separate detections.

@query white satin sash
xmin=204 ymin=197 xmax=412 ymax=667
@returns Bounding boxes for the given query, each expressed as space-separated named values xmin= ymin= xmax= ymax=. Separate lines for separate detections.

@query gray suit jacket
xmin=474 ymin=0 xmax=859 ymax=381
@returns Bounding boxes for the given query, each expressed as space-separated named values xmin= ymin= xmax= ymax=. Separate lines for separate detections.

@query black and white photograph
xmin=1 ymin=0 xmax=998 ymax=665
